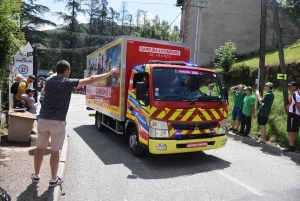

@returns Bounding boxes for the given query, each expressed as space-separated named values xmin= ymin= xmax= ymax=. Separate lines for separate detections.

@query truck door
xmin=127 ymin=72 xmax=151 ymax=145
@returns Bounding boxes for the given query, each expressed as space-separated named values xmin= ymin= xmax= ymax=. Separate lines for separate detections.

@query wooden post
xmin=272 ymin=0 xmax=289 ymax=107
xmin=259 ymin=0 xmax=267 ymax=96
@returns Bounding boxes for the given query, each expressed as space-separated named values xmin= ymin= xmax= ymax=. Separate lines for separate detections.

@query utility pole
xmin=259 ymin=0 xmax=267 ymax=97
xmin=33 ymin=44 xmax=38 ymax=102
xmin=272 ymin=0 xmax=288 ymax=107
xmin=193 ymin=0 xmax=208 ymax=65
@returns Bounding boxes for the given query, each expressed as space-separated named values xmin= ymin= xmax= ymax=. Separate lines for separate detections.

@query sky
xmin=36 ymin=0 xmax=182 ymax=30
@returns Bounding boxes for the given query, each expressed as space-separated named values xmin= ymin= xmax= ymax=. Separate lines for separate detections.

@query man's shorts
xmin=287 ymin=113 xmax=300 ymax=132
xmin=257 ymin=114 xmax=268 ymax=126
xmin=232 ymin=107 xmax=242 ymax=121
xmin=37 ymin=118 xmax=66 ymax=151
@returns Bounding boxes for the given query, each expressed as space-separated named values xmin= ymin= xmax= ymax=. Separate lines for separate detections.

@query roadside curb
xmin=47 ymin=135 xmax=69 ymax=201
xmin=227 ymin=132 xmax=300 ymax=161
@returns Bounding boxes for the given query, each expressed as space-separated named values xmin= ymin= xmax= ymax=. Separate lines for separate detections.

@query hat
xmin=238 ymin=85 xmax=244 ymax=88
xmin=26 ymin=88 xmax=36 ymax=94
xmin=245 ymin=86 xmax=252 ymax=92
xmin=288 ymin=81 xmax=299 ymax=88
xmin=29 ymin=75 xmax=36 ymax=80
xmin=265 ymin=82 xmax=273 ymax=88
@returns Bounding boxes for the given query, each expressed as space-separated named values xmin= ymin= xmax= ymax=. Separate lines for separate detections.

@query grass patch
xmin=226 ymin=89 xmax=300 ymax=151
xmin=235 ymin=41 xmax=300 ymax=67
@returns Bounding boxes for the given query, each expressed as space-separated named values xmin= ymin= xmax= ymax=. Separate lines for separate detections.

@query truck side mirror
xmin=136 ymin=82 xmax=149 ymax=106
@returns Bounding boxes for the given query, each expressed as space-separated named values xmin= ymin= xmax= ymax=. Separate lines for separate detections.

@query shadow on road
xmin=74 ymin=125 xmax=231 ymax=180
xmin=16 ymin=183 xmax=48 ymax=201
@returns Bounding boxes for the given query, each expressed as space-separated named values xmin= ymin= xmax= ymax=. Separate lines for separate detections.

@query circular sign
xmin=18 ymin=64 xmax=29 ymax=74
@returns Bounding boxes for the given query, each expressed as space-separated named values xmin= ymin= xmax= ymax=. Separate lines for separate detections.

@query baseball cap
xmin=26 ymin=88 xmax=36 ymax=94
xmin=287 ymin=81 xmax=299 ymax=87
xmin=265 ymin=82 xmax=273 ymax=88
xmin=245 ymin=86 xmax=252 ymax=92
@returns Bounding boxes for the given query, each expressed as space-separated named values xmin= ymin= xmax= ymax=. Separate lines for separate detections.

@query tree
xmin=214 ymin=41 xmax=237 ymax=82
xmin=279 ymin=0 xmax=300 ymax=21
xmin=20 ymin=0 xmax=56 ymax=46
xmin=108 ymin=7 xmax=119 ymax=36
xmin=120 ymin=1 xmax=128 ymax=31
xmin=127 ymin=14 xmax=134 ymax=35
xmin=135 ymin=9 xmax=143 ymax=31
xmin=83 ymin=0 xmax=100 ymax=32
xmin=138 ymin=17 xmax=180 ymax=42
xmin=142 ymin=11 xmax=148 ymax=26
xmin=99 ymin=0 xmax=108 ymax=36
xmin=54 ymin=0 xmax=84 ymax=74
xmin=0 ymin=0 xmax=25 ymax=69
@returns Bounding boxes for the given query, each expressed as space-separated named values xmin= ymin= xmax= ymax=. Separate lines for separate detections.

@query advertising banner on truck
xmin=126 ymin=40 xmax=191 ymax=67
xmin=86 ymin=41 xmax=122 ymax=115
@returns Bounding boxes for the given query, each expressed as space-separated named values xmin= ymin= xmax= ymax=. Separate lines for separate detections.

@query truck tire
xmin=129 ymin=127 xmax=146 ymax=157
xmin=96 ymin=113 xmax=106 ymax=132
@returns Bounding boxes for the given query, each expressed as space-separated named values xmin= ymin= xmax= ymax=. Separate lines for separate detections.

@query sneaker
xmin=31 ymin=174 xmax=40 ymax=183
xmin=233 ymin=129 xmax=238 ymax=133
xmin=283 ymin=146 xmax=295 ymax=152
xmin=257 ymin=139 xmax=266 ymax=143
xmin=229 ymin=128 xmax=234 ymax=131
xmin=236 ymin=131 xmax=244 ymax=135
xmin=49 ymin=176 xmax=63 ymax=187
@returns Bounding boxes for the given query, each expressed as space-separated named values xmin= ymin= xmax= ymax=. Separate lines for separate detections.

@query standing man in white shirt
xmin=284 ymin=81 xmax=300 ymax=152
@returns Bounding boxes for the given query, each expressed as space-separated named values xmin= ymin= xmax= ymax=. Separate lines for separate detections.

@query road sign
xmin=277 ymin=73 xmax=287 ymax=80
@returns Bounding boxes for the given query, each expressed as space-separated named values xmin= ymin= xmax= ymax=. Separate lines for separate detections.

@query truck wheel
xmin=129 ymin=127 xmax=146 ymax=157
xmin=96 ymin=113 xmax=106 ymax=132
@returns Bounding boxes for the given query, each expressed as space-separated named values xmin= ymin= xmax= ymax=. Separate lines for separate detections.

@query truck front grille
xmin=172 ymin=122 xmax=218 ymax=130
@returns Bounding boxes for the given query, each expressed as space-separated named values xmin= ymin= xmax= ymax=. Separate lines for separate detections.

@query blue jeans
xmin=232 ymin=107 xmax=242 ymax=121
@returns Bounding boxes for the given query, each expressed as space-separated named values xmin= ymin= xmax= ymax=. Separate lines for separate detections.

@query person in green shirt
xmin=256 ymin=82 xmax=275 ymax=143
xmin=237 ymin=86 xmax=256 ymax=136
xmin=229 ymin=84 xmax=246 ymax=133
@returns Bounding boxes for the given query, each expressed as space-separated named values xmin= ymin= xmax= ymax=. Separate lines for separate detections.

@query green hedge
xmin=227 ymin=62 xmax=300 ymax=87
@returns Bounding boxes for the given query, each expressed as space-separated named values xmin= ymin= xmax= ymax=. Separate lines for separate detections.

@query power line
xmin=108 ymin=1 xmax=174 ymax=5
xmin=168 ymin=0 xmax=193 ymax=29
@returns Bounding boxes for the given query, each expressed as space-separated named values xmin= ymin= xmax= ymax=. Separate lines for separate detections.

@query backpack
xmin=10 ymin=80 xmax=27 ymax=94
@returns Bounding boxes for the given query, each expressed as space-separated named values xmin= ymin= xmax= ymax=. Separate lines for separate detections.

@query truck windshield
xmin=152 ymin=68 xmax=224 ymax=102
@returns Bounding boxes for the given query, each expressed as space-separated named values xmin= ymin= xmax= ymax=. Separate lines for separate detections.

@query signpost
xmin=277 ymin=73 xmax=287 ymax=80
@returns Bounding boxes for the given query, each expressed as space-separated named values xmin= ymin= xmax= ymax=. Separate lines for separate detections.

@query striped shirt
xmin=286 ymin=91 xmax=300 ymax=115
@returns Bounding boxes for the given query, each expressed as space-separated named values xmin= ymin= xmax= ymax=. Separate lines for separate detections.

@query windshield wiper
xmin=160 ymin=95 xmax=195 ymax=102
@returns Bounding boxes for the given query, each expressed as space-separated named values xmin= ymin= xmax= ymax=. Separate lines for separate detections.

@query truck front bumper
xmin=148 ymin=135 xmax=228 ymax=154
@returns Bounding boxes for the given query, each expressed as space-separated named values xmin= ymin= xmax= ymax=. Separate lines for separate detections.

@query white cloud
xmin=77 ymin=15 xmax=89 ymax=24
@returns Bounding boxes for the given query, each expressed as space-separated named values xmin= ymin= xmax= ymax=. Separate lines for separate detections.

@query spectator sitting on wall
xmin=16 ymin=75 xmax=36 ymax=106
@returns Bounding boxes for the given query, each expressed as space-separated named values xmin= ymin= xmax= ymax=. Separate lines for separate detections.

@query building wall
xmin=181 ymin=0 xmax=300 ymax=66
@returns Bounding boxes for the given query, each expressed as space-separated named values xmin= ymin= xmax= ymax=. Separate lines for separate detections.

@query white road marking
xmin=216 ymin=170 xmax=263 ymax=196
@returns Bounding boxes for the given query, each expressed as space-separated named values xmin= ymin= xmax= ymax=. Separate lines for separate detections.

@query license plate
xmin=187 ymin=142 xmax=208 ymax=148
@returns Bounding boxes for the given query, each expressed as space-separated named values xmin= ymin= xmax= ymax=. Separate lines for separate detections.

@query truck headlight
xmin=218 ymin=118 xmax=228 ymax=134
xmin=149 ymin=119 xmax=169 ymax=138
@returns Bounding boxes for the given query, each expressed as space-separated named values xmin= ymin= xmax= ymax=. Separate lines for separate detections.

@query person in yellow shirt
xmin=16 ymin=75 xmax=36 ymax=103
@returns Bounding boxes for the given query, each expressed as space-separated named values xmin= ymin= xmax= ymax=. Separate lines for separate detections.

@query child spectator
xmin=25 ymin=88 xmax=37 ymax=114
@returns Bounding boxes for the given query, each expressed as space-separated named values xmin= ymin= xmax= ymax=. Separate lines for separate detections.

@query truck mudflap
xmin=148 ymin=135 xmax=227 ymax=154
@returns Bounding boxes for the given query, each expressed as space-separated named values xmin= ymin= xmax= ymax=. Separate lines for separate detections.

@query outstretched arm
xmin=77 ymin=67 xmax=119 ymax=88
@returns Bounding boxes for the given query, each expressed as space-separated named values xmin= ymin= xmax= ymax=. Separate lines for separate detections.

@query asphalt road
xmin=61 ymin=94 xmax=300 ymax=201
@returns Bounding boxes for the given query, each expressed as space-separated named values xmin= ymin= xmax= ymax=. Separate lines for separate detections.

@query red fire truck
xmin=86 ymin=36 xmax=228 ymax=156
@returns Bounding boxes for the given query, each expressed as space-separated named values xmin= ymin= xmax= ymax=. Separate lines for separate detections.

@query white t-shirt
xmin=286 ymin=91 xmax=300 ymax=115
